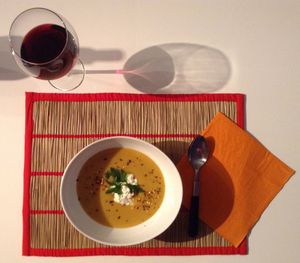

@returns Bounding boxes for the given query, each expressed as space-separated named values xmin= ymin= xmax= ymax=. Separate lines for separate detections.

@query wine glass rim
xmin=8 ymin=7 xmax=71 ymax=66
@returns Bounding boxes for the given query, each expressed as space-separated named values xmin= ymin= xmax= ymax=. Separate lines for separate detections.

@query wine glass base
xmin=49 ymin=59 xmax=85 ymax=91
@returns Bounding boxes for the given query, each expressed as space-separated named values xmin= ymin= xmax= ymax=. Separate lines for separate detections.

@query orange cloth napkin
xmin=177 ymin=112 xmax=295 ymax=247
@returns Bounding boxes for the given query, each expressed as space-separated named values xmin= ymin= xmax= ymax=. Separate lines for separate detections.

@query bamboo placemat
xmin=23 ymin=92 xmax=247 ymax=256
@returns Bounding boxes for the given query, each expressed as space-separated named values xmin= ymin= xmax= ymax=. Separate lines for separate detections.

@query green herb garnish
xmin=106 ymin=184 xmax=122 ymax=195
xmin=105 ymin=167 xmax=127 ymax=185
xmin=104 ymin=167 xmax=144 ymax=195
xmin=127 ymin=184 xmax=144 ymax=194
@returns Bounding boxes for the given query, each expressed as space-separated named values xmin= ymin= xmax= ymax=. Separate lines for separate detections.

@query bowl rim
xmin=60 ymin=136 xmax=183 ymax=246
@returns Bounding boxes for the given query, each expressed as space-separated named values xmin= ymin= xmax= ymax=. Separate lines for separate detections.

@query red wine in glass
xmin=20 ymin=23 xmax=78 ymax=80
xmin=9 ymin=8 xmax=85 ymax=90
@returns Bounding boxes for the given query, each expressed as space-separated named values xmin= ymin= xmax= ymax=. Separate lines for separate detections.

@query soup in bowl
xmin=60 ymin=136 xmax=183 ymax=246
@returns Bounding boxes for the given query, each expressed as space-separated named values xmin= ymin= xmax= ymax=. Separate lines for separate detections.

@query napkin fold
xmin=177 ymin=112 xmax=295 ymax=247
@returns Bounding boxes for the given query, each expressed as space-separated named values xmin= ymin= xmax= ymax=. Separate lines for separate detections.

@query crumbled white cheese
xmin=126 ymin=173 xmax=137 ymax=185
xmin=113 ymin=184 xmax=134 ymax=205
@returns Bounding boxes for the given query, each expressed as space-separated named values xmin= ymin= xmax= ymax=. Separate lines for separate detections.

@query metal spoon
xmin=188 ymin=135 xmax=209 ymax=237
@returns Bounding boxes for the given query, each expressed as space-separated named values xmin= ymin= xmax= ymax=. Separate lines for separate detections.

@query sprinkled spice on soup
xmin=76 ymin=148 xmax=165 ymax=228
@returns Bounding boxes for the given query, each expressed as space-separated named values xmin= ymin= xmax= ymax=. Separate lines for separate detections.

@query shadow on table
xmin=0 ymin=36 xmax=26 ymax=80
xmin=0 ymin=35 xmax=125 ymax=81
xmin=121 ymin=43 xmax=231 ymax=94
xmin=87 ymin=43 xmax=232 ymax=94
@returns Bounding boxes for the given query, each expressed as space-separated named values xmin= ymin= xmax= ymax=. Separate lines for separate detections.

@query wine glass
xmin=8 ymin=7 xmax=85 ymax=91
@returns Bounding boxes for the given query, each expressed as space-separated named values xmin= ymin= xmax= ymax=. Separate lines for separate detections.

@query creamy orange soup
xmin=77 ymin=148 xmax=165 ymax=227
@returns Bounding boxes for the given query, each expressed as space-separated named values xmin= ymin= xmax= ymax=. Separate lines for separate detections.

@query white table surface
xmin=0 ymin=0 xmax=299 ymax=262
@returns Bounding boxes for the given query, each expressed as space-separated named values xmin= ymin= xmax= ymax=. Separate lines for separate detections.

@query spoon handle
xmin=188 ymin=195 xmax=199 ymax=237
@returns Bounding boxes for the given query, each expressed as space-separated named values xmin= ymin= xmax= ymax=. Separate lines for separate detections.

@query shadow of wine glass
xmin=0 ymin=35 xmax=125 ymax=81
xmin=0 ymin=36 xmax=27 ymax=80
xmin=80 ymin=48 xmax=124 ymax=64
xmin=122 ymin=43 xmax=231 ymax=94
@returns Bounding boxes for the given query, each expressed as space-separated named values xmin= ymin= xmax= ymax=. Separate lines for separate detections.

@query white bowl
xmin=60 ymin=136 xmax=183 ymax=246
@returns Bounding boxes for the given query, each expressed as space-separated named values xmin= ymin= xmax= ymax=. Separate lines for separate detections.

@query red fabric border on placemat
xmin=23 ymin=92 xmax=247 ymax=256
